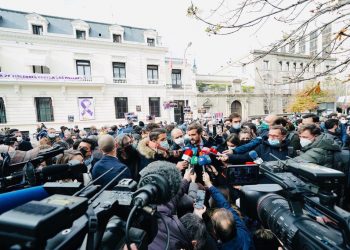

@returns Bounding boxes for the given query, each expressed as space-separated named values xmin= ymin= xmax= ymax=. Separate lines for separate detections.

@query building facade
xmin=0 ymin=8 xmax=196 ymax=132
xmin=197 ymin=25 xmax=337 ymax=119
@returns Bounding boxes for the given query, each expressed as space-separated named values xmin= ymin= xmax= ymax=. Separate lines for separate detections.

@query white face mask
xmin=81 ymin=135 xmax=87 ymax=139
xmin=232 ymin=123 xmax=241 ymax=130
xmin=228 ymin=146 xmax=236 ymax=150
xmin=300 ymin=138 xmax=313 ymax=148
xmin=340 ymin=120 xmax=348 ymax=124
xmin=16 ymin=136 xmax=22 ymax=142
xmin=174 ymin=137 xmax=184 ymax=146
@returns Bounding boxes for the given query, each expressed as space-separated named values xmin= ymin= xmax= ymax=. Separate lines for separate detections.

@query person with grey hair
xmin=91 ymin=134 xmax=131 ymax=188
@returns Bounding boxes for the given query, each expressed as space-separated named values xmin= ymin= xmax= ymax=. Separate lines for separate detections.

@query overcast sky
xmin=0 ymin=0 xmax=287 ymax=74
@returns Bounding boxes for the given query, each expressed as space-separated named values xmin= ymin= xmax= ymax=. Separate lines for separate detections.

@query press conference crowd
xmin=1 ymin=111 xmax=350 ymax=250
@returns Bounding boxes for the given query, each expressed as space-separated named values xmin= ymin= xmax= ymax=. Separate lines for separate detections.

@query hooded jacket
xmin=137 ymin=138 xmax=167 ymax=171
xmin=293 ymin=133 xmax=341 ymax=168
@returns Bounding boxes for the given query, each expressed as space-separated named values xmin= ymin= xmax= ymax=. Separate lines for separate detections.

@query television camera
xmin=240 ymin=156 xmax=350 ymax=250
xmin=0 ymin=162 xmax=173 ymax=250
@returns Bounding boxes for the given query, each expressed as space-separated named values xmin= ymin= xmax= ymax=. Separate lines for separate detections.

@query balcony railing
xmin=166 ymin=83 xmax=183 ymax=89
xmin=0 ymin=72 xmax=105 ymax=84
xmin=113 ymin=78 xmax=127 ymax=83
xmin=148 ymin=79 xmax=159 ymax=84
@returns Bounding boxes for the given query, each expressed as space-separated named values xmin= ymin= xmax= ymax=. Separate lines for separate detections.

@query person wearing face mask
xmin=14 ymin=130 xmax=33 ymax=151
xmin=228 ymin=113 xmax=242 ymax=134
xmin=291 ymin=124 xmax=341 ymax=168
xmin=78 ymin=138 xmax=98 ymax=174
xmin=116 ymin=134 xmax=140 ymax=180
xmin=47 ymin=128 xmax=69 ymax=149
xmin=338 ymin=115 xmax=350 ymax=146
xmin=218 ymin=133 xmax=240 ymax=154
xmin=257 ymin=114 xmax=278 ymax=137
xmin=218 ymin=125 xmax=295 ymax=164
xmin=79 ymin=130 xmax=88 ymax=139
xmin=171 ymin=128 xmax=185 ymax=150
xmin=137 ymin=128 xmax=174 ymax=171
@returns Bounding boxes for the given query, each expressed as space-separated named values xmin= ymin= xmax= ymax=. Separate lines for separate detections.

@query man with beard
xmin=116 ymin=134 xmax=140 ymax=180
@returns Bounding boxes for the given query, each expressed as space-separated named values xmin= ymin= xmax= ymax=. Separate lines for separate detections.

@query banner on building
xmin=78 ymin=97 xmax=95 ymax=121
xmin=125 ymin=112 xmax=138 ymax=122
xmin=214 ymin=112 xmax=223 ymax=120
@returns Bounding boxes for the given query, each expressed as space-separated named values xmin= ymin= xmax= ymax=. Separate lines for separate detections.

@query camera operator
xmin=13 ymin=130 xmax=33 ymax=151
xmin=293 ymin=124 xmax=341 ymax=168
xmin=92 ymin=135 xmax=131 ymax=188
xmin=144 ymin=161 xmax=207 ymax=250
xmin=202 ymin=172 xmax=252 ymax=250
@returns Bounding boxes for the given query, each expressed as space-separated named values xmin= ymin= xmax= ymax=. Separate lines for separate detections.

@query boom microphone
xmin=135 ymin=160 xmax=182 ymax=208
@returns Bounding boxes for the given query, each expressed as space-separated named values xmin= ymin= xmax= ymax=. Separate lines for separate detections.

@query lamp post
xmin=183 ymin=42 xmax=192 ymax=122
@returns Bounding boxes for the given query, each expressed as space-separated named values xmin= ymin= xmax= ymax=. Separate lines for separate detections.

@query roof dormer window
xmin=71 ymin=20 xmax=90 ymax=39
xmin=147 ymin=38 xmax=155 ymax=47
xmin=26 ymin=13 xmax=48 ymax=35
xmin=109 ymin=24 xmax=124 ymax=43
xmin=144 ymin=29 xmax=158 ymax=46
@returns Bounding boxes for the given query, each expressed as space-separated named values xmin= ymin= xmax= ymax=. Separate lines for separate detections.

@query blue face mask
xmin=160 ymin=141 xmax=170 ymax=150
xmin=268 ymin=138 xmax=280 ymax=146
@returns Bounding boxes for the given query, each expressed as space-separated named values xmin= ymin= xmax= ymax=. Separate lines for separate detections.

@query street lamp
xmin=183 ymin=42 xmax=192 ymax=121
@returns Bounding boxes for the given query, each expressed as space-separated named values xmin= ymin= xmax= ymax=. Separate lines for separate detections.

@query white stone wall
xmin=0 ymin=29 xmax=196 ymax=132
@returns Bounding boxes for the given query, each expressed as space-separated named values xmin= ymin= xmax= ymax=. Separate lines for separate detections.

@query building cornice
xmin=252 ymin=49 xmax=337 ymax=61
xmin=0 ymin=29 xmax=168 ymax=53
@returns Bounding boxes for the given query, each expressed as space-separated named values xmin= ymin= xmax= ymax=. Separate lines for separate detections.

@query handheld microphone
xmin=198 ymin=155 xmax=212 ymax=172
xmin=190 ymin=156 xmax=198 ymax=166
xmin=181 ymin=149 xmax=193 ymax=162
xmin=191 ymin=147 xmax=198 ymax=156
xmin=249 ymin=150 xmax=263 ymax=164
xmin=202 ymin=147 xmax=218 ymax=156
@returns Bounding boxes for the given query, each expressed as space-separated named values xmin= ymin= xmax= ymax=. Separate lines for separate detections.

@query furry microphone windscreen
xmin=139 ymin=160 xmax=182 ymax=199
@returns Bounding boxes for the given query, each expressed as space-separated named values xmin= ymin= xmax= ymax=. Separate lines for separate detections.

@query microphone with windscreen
xmin=249 ymin=150 xmax=263 ymax=164
xmin=198 ymin=155 xmax=212 ymax=172
xmin=181 ymin=149 xmax=193 ymax=162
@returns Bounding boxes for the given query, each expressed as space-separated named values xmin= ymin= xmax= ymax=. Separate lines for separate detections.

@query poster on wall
xmin=78 ymin=97 xmax=95 ymax=121
xmin=125 ymin=112 xmax=138 ymax=122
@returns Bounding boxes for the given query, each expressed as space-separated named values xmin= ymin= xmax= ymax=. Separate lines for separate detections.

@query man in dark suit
xmin=92 ymin=135 xmax=131 ymax=188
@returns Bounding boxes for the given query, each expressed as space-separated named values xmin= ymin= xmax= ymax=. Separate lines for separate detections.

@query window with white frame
xmin=147 ymin=65 xmax=158 ymax=84
xmin=147 ymin=38 xmax=155 ymax=47
xmin=33 ymin=65 xmax=50 ymax=74
xmin=76 ymin=30 xmax=86 ymax=40
xmin=310 ymin=30 xmax=318 ymax=56
xmin=32 ymin=25 xmax=43 ymax=35
xmin=113 ymin=34 xmax=122 ymax=43
xmin=113 ymin=62 xmax=126 ymax=83
xmin=76 ymin=60 xmax=91 ymax=76
xmin=263 ymin=60 xmax=269 ymax=70
xmin=299 ymin=36 xmax=306 ymax=54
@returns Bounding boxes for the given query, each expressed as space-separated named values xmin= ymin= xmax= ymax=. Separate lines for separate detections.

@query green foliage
xmin=242 ymin=85 xmax=254 ymax=93
xmin=196 ymin=82 xmax=229 ymax=92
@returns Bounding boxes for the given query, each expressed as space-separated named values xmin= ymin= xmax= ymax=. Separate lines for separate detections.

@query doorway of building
xmin=231 ymin=100 xmax=242 ymax=115
xmin=174 ymin=100 xmax=185 ymax=124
